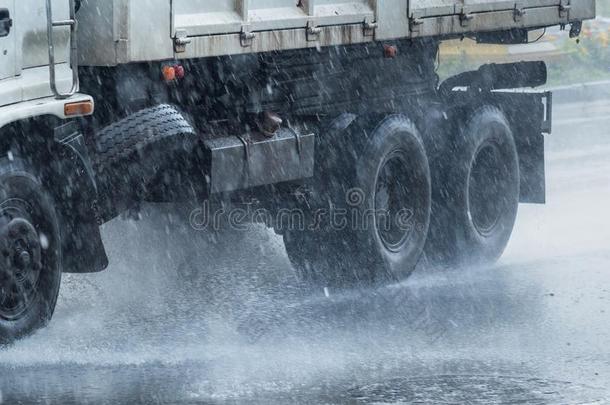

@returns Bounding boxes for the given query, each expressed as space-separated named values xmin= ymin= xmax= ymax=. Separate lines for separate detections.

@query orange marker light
xmin=162 ymin=66 xmax=176 ymax=82
xmin=64 ymin=100 xmax=94 ymax=117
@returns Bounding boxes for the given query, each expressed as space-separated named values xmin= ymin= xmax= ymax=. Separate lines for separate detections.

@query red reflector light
xmin=174 ymin=64 xmax=185 ymax=79
xmin=383 ymin=44 xmax=398 ymax=58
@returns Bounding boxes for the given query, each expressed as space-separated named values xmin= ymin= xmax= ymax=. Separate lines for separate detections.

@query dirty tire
xmin=425 ymin=106 xmax=519 ymax=266
xmin=283 ymin=228 xmax=346 ymax=286
xmin=95 ymin=104 xmax=196 ymax=168
xmin=0 ymin=158 xmax=62 ymax=344
xmin=94 ymin=104 xmax=199 ymax=220
xmin=284 ymin=115 xmax=431 ymax=286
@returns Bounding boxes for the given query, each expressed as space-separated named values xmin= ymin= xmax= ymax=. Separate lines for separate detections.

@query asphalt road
xmin=0 ymin=96 xmax=609 ymax=404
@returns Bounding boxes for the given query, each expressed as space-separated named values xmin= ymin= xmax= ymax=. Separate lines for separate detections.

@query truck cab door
xmin=0 ymin=0 xmax=15 ymax=81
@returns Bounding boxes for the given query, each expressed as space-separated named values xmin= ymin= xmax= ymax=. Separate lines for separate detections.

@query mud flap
xmin=491 ymin=91 xmax=551 ymax=204
xmin=53 ymin=122 xmax=108 ymax=273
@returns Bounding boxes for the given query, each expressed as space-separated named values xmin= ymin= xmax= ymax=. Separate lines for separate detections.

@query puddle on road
xmin=2 ymin=147 xmax=610 ymax=405
xmin=348 ymin=375 xmax=607 ymax=404
xmin=1 ymin=364 xmax=607 ymax=404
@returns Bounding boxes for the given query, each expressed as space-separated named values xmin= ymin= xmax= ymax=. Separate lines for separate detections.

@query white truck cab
xmin=0 ymin=0 xmax=98 ymax=345
xmin=0 ymin=0 xmax=92 ymax=126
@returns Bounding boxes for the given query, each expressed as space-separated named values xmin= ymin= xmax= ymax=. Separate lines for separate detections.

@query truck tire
xmin=0 ymin=158 xmax=62 ymax=344
xmin=94 ymin=105 xmax=195 ymax=168
xmin=426 ymin=106 xmax=519 ymax=266
xmin=284 ymin=115 xmax=431 ymax=285
xmin=283 ymin=227 xmax=344 ymax=285
xmin=94 ymin=104 xmax=198 ymax=220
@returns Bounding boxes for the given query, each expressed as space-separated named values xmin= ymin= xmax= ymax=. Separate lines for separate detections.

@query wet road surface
xmin=0 ymin=97 xmax=609 ymax=404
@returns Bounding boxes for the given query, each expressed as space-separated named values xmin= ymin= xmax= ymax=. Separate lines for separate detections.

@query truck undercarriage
xmin=76 ymin=39 xmax=551 ymax=282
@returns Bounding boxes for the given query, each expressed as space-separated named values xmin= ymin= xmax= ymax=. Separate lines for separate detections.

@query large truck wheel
xmin=426 ymin=107 xmax=519 ymax=266
xmin=0 ymin=158 xmax=62 ymax=344
xmin=94 ymin=104 xmax=197 ymax=222
xmin=283 ymin=228 xmax=345 ymax=285
xmin=284 ymin=115 xmax=431 ymax=285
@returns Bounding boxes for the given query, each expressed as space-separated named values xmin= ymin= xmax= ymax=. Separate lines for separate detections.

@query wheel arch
xmin=0 ymin=115 xmax=109 ymax=274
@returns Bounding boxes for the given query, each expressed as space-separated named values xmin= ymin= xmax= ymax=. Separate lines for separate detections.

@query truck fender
xmin=50 ymin=123 xmax=109 ymax=273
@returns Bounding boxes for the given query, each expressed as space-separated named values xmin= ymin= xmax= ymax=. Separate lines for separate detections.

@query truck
xmin=0 ymin=0 xmax=596 ymax=342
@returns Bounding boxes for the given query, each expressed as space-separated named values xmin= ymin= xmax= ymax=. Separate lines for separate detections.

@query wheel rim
xmin=374 ymin=150 xmax=418 ymax=253
xmin=0 ymin=199 xmax=44 ymax=321
xmin=468 ymin=142 xmax=507 ymax=236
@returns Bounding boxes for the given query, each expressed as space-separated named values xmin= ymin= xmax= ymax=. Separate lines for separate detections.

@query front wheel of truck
xmin=0 ymin=158 xmax=62 ymax=344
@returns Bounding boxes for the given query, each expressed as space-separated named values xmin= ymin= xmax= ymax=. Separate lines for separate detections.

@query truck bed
xmin=77 ymin=0 xmax=595 ymax=66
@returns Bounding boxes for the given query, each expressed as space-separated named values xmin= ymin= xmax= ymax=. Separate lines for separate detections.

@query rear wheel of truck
xmin=284 ymin=115 xmax=431 ymax=286
xmin=0 ymin=158 xmax=62 ymax=344
xmin=426 ymin=106 xmax=520 ymax=266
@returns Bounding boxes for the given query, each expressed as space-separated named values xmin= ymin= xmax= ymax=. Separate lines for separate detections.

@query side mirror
xmin=0 ymin=9 xmax=12 ymax=38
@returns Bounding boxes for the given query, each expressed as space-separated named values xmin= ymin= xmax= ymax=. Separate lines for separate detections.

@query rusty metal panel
xmin=76 ymin=0 xmax=596 ymax=66
xmin=171 ymin=0 xmax=375 ymax=36
xmin=408 ymin=0 xmax=595 ymax=32
xmin=409 ymin=1 xmax=595 ymax=38
xmin=178 ymin=23 xmax=371 ymax=60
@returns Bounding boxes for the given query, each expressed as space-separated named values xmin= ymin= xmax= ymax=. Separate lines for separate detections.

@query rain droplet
xmin=39 ymin=233 xmax=50 ymax=250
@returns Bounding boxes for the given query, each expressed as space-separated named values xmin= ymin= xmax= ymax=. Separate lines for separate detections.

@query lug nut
xmin=15 ymin=250 xmax=31 ymax=270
